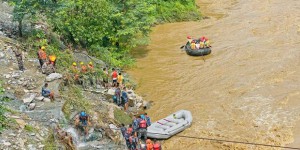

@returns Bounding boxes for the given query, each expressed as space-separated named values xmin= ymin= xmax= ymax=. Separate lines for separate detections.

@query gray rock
xmin=3 ymin=141 xmax=11 ymax=146
xmin=23 ymin=93 xmax=36 ymax=103
xmin=45 ymin=73 xmax=62 ymax=82
xmin=136 ymin=102 xmax=143 ymax=108
xmin=28 ymin=103 xmax=36 ymax=110
xmin=143 ymin=101 xmax=151 ymax=109
xmin=0 ymin=51 xmax=5 ymax=59
xmin=43 ymin=98 xmax=51 ymax=102
xmin=9 ymin=133 xmax=16 ymax=137
xmin=5 ymin=74 xmax=11 ymax=79
xmin=11 ymin=73 xmax=20 ymax=78
xmin=19 ymin=104 xmax=27 ymax=112
xmin=34 ymin=96 xmax=44 ymax=101
xmin=30 ymin=133 xmax=36 ymax=136
xmin=38 ymin=145 xmax=44 ymax=148
xmin=107 ymin=88 xmax=115 ymax=96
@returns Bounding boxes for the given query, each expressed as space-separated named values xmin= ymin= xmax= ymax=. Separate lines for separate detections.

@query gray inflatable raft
xmin=147 ymin=110 xmax=192 ymax=139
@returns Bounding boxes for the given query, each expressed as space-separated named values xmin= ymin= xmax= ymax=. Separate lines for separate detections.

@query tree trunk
xmin=18 ymin=20 xmax=23 ymax=37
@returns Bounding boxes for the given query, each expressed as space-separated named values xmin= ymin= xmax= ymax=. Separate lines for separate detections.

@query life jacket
xmin=112 ymin=71 xmax=118 ymax=79
xmin=88 ymin=64 xmax=94 ymax=72
xmin=146 ymin=143 xmax=153 ymax=150
xmin=81 ymin=65 xmax=87 ymax=73
xmin=38 ymin=50 xmax=47 ymax=60
xmin=153 ymin=143 xmax=161 ymax=150
xmin=127 ymin=127 xmax=133 ymax=135
xmin=49 ymin=55 xmax=56 ymax=62
xmin=79 ymin=115 xmax=88 ymax=122
xmin=139 ymin=120 xmax=147 ymax=128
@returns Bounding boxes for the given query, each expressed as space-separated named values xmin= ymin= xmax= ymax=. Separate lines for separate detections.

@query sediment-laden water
xmin=128 ymin=0 xmax=300 ymax=149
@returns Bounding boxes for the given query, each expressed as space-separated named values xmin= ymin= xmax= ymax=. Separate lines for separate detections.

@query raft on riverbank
xmin=147 ymin=110 xmax=192 ymax=139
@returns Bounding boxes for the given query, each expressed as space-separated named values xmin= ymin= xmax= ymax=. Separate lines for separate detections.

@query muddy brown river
xmin=128 ymin=0 xmax=300 ymax=149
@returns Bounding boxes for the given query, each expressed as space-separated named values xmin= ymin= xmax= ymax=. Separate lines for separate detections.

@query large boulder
xmin=46 ymin=73 xmax=62 ymax=82
xmin=23 ymin=93 xmax=36 ymax=103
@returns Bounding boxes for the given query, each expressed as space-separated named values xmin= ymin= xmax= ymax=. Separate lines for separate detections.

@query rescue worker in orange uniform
xmin=153 ymin=139 xmax=162 ymax=150
xmin=138 ymin=116 xmax=148 ymax=141
xmin=87 ymin=62 xmax=96 ymax=88
xmin=79 ymin=62 xmax=88 ymax=89
xmin=146 ymin=139 xmax=153 ymax=150
xmin=37 ymin=46 xmax=47 ymax=68
xmin=71 ymin=62 xmax=79 ymax=82
xmin=48 ymin=55 xmax=57 ymax=67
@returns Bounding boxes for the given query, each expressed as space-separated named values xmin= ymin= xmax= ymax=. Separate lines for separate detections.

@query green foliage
xmin=24 ymin=124 xmax=37 ymax=132
xmin=153 ymin=0 xmax=201 ymax=22
xmin=0 ymin=83 xmax=16 ymax=132
xmin=114 ymin=108 xmax=132 ymax=125
xmin=43 ymin=131 xmax=57 ymax=150
xmin=11 ymin=0 xmax=201 ymax=67
xmin=61 ymin=85 xmax=91 ymax=119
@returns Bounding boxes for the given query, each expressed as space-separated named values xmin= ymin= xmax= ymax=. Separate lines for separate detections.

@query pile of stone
xmin=3 ymin=71 xmax=38 ymax=90
xmin=106 ymin=88 xmax=151 ymax=113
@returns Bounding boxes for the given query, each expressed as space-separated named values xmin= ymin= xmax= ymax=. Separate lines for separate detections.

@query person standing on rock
xmin=79 ymin=62 xmax=88 ymax=89
xmin=87 ymin=61 xmax=96 ymax=88
xmin=111 ymin=68 xmax=118 ymax=87
xmin=13 ymin=45 xmax=24 ymax=71
xmin=37 ymin=46 xmax=47 ymax=68
xmin=74 ymin=111 xmax=90 ymax=136
xmin=102 ymin=67 xmax=109 ymax=88
xmin=121 ymin=87 xmax=129 ymax=111
xmin=144 ymin=113 xmax=151 ymax=127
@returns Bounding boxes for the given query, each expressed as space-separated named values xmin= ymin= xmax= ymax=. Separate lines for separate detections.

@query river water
xmin=128 ymin=0 xmax=300 ymax=149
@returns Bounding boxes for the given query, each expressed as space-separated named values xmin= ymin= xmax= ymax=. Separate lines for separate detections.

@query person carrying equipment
xmin=48 ymin=55 xmax=57 ymax=67
xmin=75 ymin=111 xmax=90 ymax=136
xmin=139 ymin=116 xmax=148 ymax=141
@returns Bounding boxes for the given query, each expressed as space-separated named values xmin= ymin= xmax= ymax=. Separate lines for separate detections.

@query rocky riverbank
xmin=0 ymin=25 xmax=150 ymax=150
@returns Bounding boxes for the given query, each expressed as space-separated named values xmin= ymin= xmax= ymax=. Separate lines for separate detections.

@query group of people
xmin=37 ymin=46 xmax=57 ymax=74
xmin=70 ymin=61 xmax=97 ymax=90
xmin=120 ymin=114 xmax=162 ymax=150
xmin=187 ymin=36 xmax=211 ymax=50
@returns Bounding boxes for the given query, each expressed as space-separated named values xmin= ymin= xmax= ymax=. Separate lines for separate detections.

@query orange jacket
xmin=81 ymin=65 xmax=87 ymax=73
xmin=147 ymin=143 xmax=154 ymax=150
xmin=38 ymin=50 xmax=47 ymax=60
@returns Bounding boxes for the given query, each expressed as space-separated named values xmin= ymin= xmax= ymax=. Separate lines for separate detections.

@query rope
xmin=175 ymin=135 xmax=300 ymax=150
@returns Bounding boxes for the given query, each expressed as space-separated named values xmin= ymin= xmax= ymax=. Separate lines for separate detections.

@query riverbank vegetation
xmin=9 ymin=0 xmax=201 ymax=68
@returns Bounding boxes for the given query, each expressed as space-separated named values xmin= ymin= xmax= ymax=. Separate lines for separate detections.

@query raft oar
xmin=180 ymin=45 xmax=185 ymax=49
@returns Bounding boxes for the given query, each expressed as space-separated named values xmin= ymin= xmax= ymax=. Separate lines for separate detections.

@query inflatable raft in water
xmin=147 ymin=110 xmax=192 ymax=139
xmin=185 ymin=45 xmax=211 ymax=56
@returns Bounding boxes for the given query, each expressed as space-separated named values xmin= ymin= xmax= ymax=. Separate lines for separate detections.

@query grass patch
xmin=43 ymin=131 xmax=57 ymax=150
xmin=0 ymin=82 xmax=17 ymax=132
xmin=61 ymin=85 xmax=91 ymax=119
xmin=114 ymin=108 xmax=132 ymax=125
xmin=24 ymin=125 xmax=37 ymax=132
